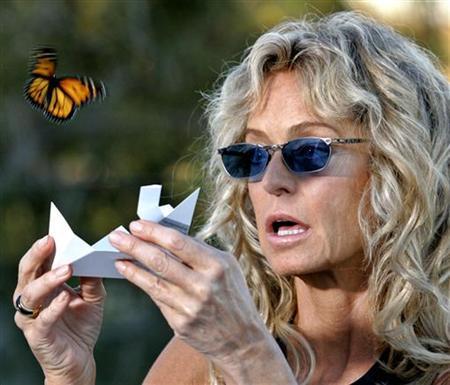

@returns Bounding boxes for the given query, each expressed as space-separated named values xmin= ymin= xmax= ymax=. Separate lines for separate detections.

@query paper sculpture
xmin=50 ymin=185 xmax=200 ymax=279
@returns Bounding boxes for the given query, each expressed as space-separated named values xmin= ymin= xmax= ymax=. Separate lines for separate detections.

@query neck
xmin=293 ymin=267 xmax=380 ymax=384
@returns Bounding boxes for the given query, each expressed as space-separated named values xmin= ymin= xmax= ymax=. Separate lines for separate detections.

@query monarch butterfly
xmin=24 ymin=47 xmax=106 ymax=123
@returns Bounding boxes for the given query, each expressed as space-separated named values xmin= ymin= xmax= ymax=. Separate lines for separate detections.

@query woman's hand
xmin=109 ymin=220 xmax=297 ymax=384
xmin=13 ymin=235 xmax=105 ymax=385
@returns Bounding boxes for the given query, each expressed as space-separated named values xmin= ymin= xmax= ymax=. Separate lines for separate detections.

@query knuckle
xmin=196 ymin=283 xmax=212 ymax=304
xmin=45 ymin=270 xmax=56 ymax=284
xmin=127 ymin=236 xmax=138 ymax=253
xmin=152 ymin=251 xmax=169 ymax=275
xmin=148 ymin=276 xmax=163 ymax=295
xmin=181 ymin=301 xmax=195 ymax=318
xmin=168 ymin=233 xmax=186 ymax=251
xmin=188 ymin=302 xmax=203 ymax=321
xmin=14 ymin=312 xmax=25 ymax=329
xmin=126 ymin=264 xmax=137 ymax=280
xmin=210 ymin=259 xmax=227 ymax=280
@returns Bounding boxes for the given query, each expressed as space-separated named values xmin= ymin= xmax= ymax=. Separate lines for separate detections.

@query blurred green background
xmin=1 ymin=1 xmax=448 ymax=384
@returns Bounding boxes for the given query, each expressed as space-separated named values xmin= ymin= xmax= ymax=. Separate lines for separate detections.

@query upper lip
xmin=265 ymin=212 xmax=310 ymax=234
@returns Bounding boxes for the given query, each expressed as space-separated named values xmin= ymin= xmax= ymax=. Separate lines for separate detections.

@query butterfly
xmin=24 ymin=47 xmax=106 ymax=123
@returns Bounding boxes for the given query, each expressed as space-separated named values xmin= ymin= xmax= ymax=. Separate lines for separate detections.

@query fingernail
xmin=115 ymin=261 xmax=126 ymax=273
xmin=130 ymin=221 xmax=143 ymax=232
xmin=58 ymin=291 xmax=68 ymax=301
xmin=37 ymin=235 xmax=49 ymax=248
xmin=109 ymin=231 xmax=126 ymax=246
xmin=55 ymin=265 xmax=70 ymax=277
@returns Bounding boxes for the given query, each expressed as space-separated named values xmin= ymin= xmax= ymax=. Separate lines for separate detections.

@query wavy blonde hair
xmin=197 ymin=11 xmax=450 ymax=385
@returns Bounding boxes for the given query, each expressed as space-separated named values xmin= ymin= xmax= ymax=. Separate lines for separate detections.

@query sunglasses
xmin=218 ymin=137 xmax=367 ymax=181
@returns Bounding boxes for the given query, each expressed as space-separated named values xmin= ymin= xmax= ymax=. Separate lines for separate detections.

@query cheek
xmin=248 ymin=175 xmax=366 ymax=224
xmin=248 ymin=157 xmax=368 ymax=213
xmin=314 ymin=177 xmax=368 ymax=255
xmin=318 ymin=184 xmax=359 ymax=232
xmin=247 ymin=184 xmax=265 ymax=227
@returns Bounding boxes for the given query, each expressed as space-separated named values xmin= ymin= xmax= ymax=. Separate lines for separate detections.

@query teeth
xmin=277 ymin=228 xmax=306 ymax=236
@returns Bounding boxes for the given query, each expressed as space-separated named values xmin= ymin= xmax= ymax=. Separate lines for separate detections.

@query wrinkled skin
xmin=108 ymin=221 xmax=280 ymax=375
xmin=13 ymin=236 xmax=105 ymax=385
xmin=14 ymin=220 xmax=294 ymax=384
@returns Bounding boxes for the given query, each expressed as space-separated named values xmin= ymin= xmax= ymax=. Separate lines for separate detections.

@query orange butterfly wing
xmin=42 ymin=77 xmax=105 ymax=123
xmin=24 ymin=76 xmax=50 ymax=107
xmin=29 ymin=47 xmax=57 ymax=77
xmin=24 ymin=47 xmax=106 ymax=123
xmin=59 ymin=76 xmax=105 ymax=107
xmin=45 ymin=84 xmax=77 ymax=122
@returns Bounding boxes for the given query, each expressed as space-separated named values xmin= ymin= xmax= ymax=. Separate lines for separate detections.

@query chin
xmin=264 ymin=250 xmax=326 ymax=277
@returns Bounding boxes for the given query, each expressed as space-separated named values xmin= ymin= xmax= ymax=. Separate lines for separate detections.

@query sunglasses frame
xmin=218 ymin=137 xmax=367 ymax=180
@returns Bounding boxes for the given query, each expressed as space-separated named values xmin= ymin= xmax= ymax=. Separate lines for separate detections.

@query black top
xmin=352 ymin=349 xmax=409 ymax=385
xmin=276 ymin=339 xmax=409 ymax=385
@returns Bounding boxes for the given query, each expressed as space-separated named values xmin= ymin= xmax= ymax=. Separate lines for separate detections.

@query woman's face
xmin=247 ymin=71 xmax=370 ymax=277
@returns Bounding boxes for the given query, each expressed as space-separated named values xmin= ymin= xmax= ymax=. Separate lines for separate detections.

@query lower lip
xmin=266 ymin=228 xmax=311 ymax=249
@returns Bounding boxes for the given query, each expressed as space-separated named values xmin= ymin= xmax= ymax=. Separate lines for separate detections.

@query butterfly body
xmin=24 ymin=47 xmax=105 ymax=123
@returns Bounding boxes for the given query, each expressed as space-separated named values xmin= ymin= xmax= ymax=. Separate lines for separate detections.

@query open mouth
xmin=272 ymin=220 xmax=308 ymax=236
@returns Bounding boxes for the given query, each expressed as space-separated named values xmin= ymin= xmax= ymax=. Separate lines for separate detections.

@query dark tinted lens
xmin=282 ymin=138 xmax=330 ymax=173
xmin=220 ymin=144 xmax=269 ymax=179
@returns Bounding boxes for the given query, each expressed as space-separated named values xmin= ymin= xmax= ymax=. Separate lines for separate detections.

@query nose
xmin=260 ymin=151 xmax=297 ymax=196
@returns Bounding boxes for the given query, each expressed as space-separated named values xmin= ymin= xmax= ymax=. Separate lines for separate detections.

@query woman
xmin=13 ymin=11 xmax=449 ymax=385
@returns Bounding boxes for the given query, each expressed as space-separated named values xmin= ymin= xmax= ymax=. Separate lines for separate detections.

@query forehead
xmin=245 ymin=71 xmax=356 ymax=141
xmin=245 ymin=122 xmax=339 ymax=143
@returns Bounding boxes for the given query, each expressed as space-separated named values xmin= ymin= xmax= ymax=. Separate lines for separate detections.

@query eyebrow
xmin=244 ymin=121 xmax=339 ymax=140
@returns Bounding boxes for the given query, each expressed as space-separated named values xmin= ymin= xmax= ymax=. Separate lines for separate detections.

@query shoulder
xmin=433 ymin=370 xmax=450 ymax=385
xmin=143 ymin=336 xmax=210 ymax=385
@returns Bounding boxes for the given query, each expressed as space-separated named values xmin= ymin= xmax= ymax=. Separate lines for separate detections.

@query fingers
xmin=32 ymin=290 xmax=71 ymax=335
xmin=129 ymin=220 xmax=215 ymax=269
xmin=78 ymin=277 xmax=106 ymax=304
xmin=17 ymin=235 xmax=55 ymax=291
xmin=13 ymin=264 xmax=72 ymax=314
xmin=109 ymin=230 xmax=200 ymax=291
xmin=115 ymin=260 xmax=187 ymax=310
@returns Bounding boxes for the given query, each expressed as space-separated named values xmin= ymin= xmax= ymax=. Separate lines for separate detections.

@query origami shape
xmin=50 ymin=185 xmax=199 ymax=279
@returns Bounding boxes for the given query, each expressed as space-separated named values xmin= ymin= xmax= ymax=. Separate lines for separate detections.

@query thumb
xmin=79 ymin=277 xmax=106 ymax=304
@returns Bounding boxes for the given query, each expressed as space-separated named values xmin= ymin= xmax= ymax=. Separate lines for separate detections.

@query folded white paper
xmin=50 ymin=185 xmax=200 ymax=279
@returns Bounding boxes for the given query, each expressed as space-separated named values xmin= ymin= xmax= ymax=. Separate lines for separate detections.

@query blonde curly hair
xmin=198 ymin=11 xmax=450 ymax=385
